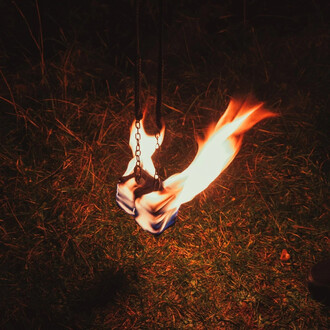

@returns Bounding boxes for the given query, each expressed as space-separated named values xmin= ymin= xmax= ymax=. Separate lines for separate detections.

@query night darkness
xmin=0 ymin=0 xmax=329 ymax=328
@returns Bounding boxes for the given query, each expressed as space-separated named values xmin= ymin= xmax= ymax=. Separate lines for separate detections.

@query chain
xmin=134 ymin=120 xmax=142 ymax=182
xmin=155 ymin=132 xmax=161 ymax=150
xmin=154 ymin=133 xmax=160 ymax=181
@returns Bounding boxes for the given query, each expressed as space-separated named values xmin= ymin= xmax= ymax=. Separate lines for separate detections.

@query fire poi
xmin=116 ymin=0 xmax=277 ymax=234
xmin=117 ymin=98 xmax=277 ymax=234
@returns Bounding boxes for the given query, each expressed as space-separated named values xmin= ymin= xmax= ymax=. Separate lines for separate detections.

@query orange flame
xmin=119 ymin=98 xmax=277 ymax=234
xmin=123 ymin=119 xmax=165 ymax=178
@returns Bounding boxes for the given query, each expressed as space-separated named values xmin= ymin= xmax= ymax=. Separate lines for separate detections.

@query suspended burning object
xmin=117 ymin=2 xmax=277 ymax=234
xmin=117 ymin=98 xmax=277 ymax=234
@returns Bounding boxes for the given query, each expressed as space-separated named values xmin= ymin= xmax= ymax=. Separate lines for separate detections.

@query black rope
xmin=134 ymin=0 xmax=164 ymax=127
xmin=135 ymin=0 xmax=142 ymax=121
xmin=155 ymin=0 xmax=164 ymax=131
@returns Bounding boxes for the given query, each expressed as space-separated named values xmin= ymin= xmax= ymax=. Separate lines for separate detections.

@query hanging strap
xmin=135 ymin=0 xmax=143 ymax=121
xmin=134 ymin=0 xmax=142 ymax=182
xmin=133 ymin=0 xmax=164 ymax=185
xmin=155 ymin=0 xmax=164 ymax=131
xmin=135 ymin=0 xmax=164 ymax=127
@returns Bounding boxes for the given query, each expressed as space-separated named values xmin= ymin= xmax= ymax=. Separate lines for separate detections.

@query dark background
xmin=1 ymin=0 xmax=328 ymax=97
xmin=1 ymin=0 xmax=328 ymax=163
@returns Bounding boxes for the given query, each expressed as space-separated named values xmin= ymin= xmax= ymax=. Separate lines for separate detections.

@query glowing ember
xmin=117 ymin=98 xmax=276 ymax=234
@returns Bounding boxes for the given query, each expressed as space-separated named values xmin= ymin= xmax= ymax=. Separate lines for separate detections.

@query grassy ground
xmin=0 ymin=0 xmax=329 ymax=328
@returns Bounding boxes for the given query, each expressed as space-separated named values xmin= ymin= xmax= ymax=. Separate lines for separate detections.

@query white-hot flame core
xmin=119 ymin=98 xmax=276 ymax=234
xmin=123 ymin=120 xmax=165 ymax=177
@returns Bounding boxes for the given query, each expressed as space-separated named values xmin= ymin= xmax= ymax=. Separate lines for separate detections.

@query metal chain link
xmin=134 ymin=120 xmax=142 ymax=182
xmin=154 ymin=133 xmax=160 ymax=181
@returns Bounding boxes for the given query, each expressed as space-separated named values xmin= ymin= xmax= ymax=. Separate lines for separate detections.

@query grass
xmin=0 ymin=0 xmax=329 ymax=328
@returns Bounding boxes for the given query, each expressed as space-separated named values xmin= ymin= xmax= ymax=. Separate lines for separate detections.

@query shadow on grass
xmin=65 ymin=266 xmax=139 ymax=328
xmin=2 ymin=266 xmax=138 ymax=329
xmin=71 ymin=267 xmax=136 ymax=313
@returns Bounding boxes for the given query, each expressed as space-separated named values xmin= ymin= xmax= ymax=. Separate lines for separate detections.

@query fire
xmin=117 ymin=98 xmax=277 ymax=234
xmin=123 ymin=119 xmax=165 ymax=178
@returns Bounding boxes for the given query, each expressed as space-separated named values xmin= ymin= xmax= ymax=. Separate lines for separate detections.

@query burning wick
xmin=117 ymin=98 xmax=277 ymax=235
